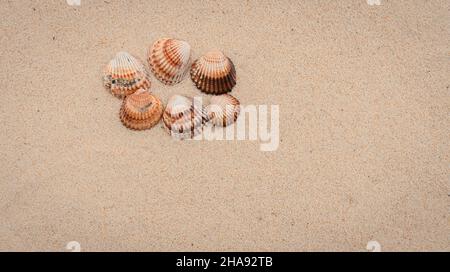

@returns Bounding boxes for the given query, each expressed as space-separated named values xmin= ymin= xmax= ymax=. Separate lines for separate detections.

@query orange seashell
xmin=162 ymin=95 xmax=210 ymax=139
xmin=103 ymin=52 xmax=151 ymax=98
xmin=190 ymin=50 xmax=236 ymax=95
xmin=119 ymin=89 xmax=163 ymax=130
xmin=148 ymin=38 xmax=191 ymax=85
xmin=207 ymin=94 xmax=241 ymax=127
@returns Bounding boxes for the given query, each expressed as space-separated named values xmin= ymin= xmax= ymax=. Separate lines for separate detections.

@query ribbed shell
xmin=119 ymin=89 xmax=163 ymax=130
xmin=162 ymin=95 xmax=210 ymax=139
xmin=190 ymin=50 xmax=236 ymax=95
xmin=103 ymin=52 xmax=151 ymax=98
xmin=208 ymin=94 xmax=241 ymax=127
xmin=148 ymin=38 xmax=191 ymax=85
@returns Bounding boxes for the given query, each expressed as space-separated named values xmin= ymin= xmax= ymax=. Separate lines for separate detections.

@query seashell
xmin=162 ymin=95 xmax=210 ymax=139
xmin=148 ymin=38 xmax=191 ymax=85
xmin=207 ymin=94 xmax=241 ymax=127
xmin=103 ymin=52 xmax=151 ymax=98
xmin=119 ymin=88 xmax=163 ymax=130
xmin=190 ymin=50 xmax=236 ymax=95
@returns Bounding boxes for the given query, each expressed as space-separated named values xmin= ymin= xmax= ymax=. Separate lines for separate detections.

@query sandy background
xmin=0 ymin=0 xmax=449 ymax=251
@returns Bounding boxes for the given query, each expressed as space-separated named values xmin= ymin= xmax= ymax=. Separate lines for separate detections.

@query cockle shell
xmin=119 ymin=89 xmax=163 ymax=130
xmin=103 ymin=52 xmax=151 ymax=98
xmin=162 ymin=95 xmax=210 ymax=139
xmin=207 ymin=94 xmax=241 ymax=127
xmin=190 ymin=50 xmax=236 ymax=95
xmin=148 ymin=38 xmax=191 ymax=85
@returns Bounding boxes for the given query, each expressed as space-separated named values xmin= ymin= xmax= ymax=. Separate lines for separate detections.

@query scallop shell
xmin=190 ymin=50 xmax=236 ymax=95
xmin=148 ymin=38 xmax=191 ymax=85
xmin=119 ymin=89 xmax=163 ymax=130
xmin=103 ymin=52 xmax=151 ymax=98
xmin=162 ymin=95 xmax=210 ymax=139
xmin=207 ymin=94 xmax=241 ymax=127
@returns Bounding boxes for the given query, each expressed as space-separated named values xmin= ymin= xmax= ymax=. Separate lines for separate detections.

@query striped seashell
xmin=207 ymin=94 xmax=241 ymax=127
xmin=162 ymin=95 xmax=210 ymax=139
xmin=119 ymin=89 xmax=163 ymax=130
xmin=190 ymin=50 xmax=236 ymax=95
xmin=148 ymin=38 xmax=191 ymax=85
xmin=103 ymin=52 xmax=151 ymax=98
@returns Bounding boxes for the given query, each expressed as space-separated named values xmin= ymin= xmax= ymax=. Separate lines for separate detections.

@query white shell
xmin=162 ymin=95 xmax=210 ymax=139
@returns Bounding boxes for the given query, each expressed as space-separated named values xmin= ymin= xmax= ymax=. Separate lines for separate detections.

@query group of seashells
xmin=102 ymin=38 xmax=240 ymax=139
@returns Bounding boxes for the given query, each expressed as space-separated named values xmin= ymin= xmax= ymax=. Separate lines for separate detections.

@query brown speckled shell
xmin=103 ymin=52 xmax=151 ymax=98
xmin=190 ymin=50 xmax=236 ymax=95
xmin=148 ymin=38 xmax=191 ymax=85
xmin=207 ymin=94 xmax=241 ymax=127
xmin=119 ymin=89 xmax=163 ymax=130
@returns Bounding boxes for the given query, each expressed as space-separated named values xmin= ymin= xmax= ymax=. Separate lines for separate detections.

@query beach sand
xmin=0 ymin=0 xmax=449 ymax=251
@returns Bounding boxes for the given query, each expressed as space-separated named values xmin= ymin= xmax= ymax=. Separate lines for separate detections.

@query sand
xmin=0 ymin=0 xmax=449 ymax=252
